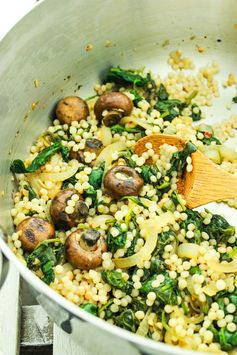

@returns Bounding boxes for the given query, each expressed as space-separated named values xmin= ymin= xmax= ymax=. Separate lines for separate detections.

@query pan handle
xmin=0 ymin=250 xmax=9 ymax=289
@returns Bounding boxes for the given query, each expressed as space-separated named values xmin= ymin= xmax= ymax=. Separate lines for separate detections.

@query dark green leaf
xmin=190 ymin=104 xmax=202 ymax=121
xmin=140 ymin=274 xmax=178 ymax=305
xmin=10 ymin=141 xmax=63 ymax=174
xmin=232 ymin=96 xmax=237 ymax=103
xmin=101 ymin=270 xmax=132 ymax=292
xmin=89 ymin=164 xmax=104 ymax=189
xmin=140 ymin=164 xmax=159 ymax=184
xmin=24 ymin=184 xmax=38 ymax=200
xmin=106 ymin=223 xmax=127 ymax=253
xmin=111 ymin=124 xmax=145 ymax=134
xmin=80 ymin=303 xmax=98 ymax=316
xmin=26 ymin=239 xmax=63 ymax=285
xmin=106 ymin=67 xmax=149 ymax=88
xmin=116 ymin=309 xmax=136 ymax=332
xmin=84 ymin=187 xmax=97 ymax=205
xmin=189 ymin=266 xmax=202 ymax=275
xmin=168 ymin=141 xmax=197 ymax=177
xmin=206 ymin=214 xmax=235 ymax=244
xmin=130 ymin=89 xmax=143 ymax=105
xmin=157 ymin=84 xmax=169 ymax=101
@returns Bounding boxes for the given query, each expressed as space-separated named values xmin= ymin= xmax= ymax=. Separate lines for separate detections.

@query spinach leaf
xmin=150 ymin=258 xmax=166 ymax=274
xmin=125 ymin=218 xmax=140 ymax=257
xmin=190 ymin=104 xmax=202 ymax=121
xmin=180 ymin=209 xmax=204 ymax=244
xmin=140 ymin=274 xmax=178 ymax=305
xmin=118 ymin=149 xmax=136 ymax=168
xmin=130 ymin=89 xmax=143 ymax=105
xmin=171 ymin=191 xmax=186 ymax=211
xmin=168 ymin=141 xmax=197 ymax=177
xmin=101 ymin=271 xmax=132 ymax=292
xmin=106 ymin=67 xmax=149 ymax=88
xmin=89 ymin=163 xmax=104 ymax=189
xmin=80 ymin=303 xmax=98 ymax=316
xmin=11 ymin=141 xmax=64 ymax=174
xmin=153 ymin=231 xmax=176 ymax=258
xmin=155 ymin=99 xmax=185 ymax=122
xmin=116 ymin=309 xmax=136 ymax=332
xmin=140 ymin=164 xmax=159 ymax=184
xmin=157 ymin=83 xmax=169 ymax=101
xmin=211 ymin=326 xmax=237 ymax=351
xmin=205 ymin=214 xmax=235 ymax=244
xmin=202 ymin=135 xmax=221 ymax=145
xmin=111 ymin=124 xmax=145 ymax=134
xmin=26 ymin=239 xmax=64 ymax=285
xmin=24 ymin=184 xmax=38 ymax=200
xmin=232 ymin=96 xmax=237 ymax=103
xmin=84 ymin=187 xmax=97 ymax=205
xmin=130 ymin=297 xmax=148 ymax=313
xmin=189 ymin=266 xmax=202 ymax=275
xmin=106 ymin=223 xmax=127 ymax=253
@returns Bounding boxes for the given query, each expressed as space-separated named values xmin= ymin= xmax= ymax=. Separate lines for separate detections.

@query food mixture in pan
xmin=9 ymin=51 xmax=237 ymax=353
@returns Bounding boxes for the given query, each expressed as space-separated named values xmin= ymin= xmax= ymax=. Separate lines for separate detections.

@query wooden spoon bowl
xmin=134 ymin=134 xmax=237 ymax=208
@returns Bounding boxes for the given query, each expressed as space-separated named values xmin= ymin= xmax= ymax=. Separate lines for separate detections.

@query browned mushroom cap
xmin=104 ymin=166 xmax=144 ymax=199
xmin=69 ymin=138 xmax=103 ymax=164
xmin=94 ymin=92 xmax=133 ymax=126
xmin=56 ymin=96 xmax=89 ymax=124
xmin=65 ymin=228 xmax=107 ymax=269
xmin=50 ymin=188 xmax=89 ymax=230
xmin=17 ymin=217 xmax=55 ymax=252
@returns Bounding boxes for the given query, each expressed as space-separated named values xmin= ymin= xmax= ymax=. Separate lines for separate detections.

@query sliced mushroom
xmin=104 ymin=165 xmax=144 ymax=199
xmin=17 ymin=217 xmax=55 ymax=252
xmin=94 ymin=92 xmax=133 ymax=126
xmin=69 ymin=138 xmax=103 ymax=164
xmin=56 ymin=96 xmax=89 ymax=124
xmin=50 ymin=188 xmax=89 ymax=230
xmin=65 ymin=228 xmax=106 ymax=269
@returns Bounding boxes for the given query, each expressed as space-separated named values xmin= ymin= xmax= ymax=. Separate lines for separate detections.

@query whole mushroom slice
xmin=94 ymin=92 xmax=133 ymax=126
xmin=50 ymin=188 xmax=89 ymax=230
xmin=17 ymin=217 xmax=55 ymax=252
xmin=56 ymin=96 xmax=89 ymax=124
xmin=65 ymin=228 xmax=107 ymax=269
xmin=104 ymin=165 xmax=144 ymax=199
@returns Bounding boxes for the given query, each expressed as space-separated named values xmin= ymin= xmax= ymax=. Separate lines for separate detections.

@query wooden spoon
xmin=134 ymin=134 xmax=237 ymax=208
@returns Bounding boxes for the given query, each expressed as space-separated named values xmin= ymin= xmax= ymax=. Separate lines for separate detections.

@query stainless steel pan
xmin=0 ymin=1 xmax=237 ymax=354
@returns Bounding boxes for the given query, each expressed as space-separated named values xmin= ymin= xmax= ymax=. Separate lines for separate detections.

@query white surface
xmin=0 ymin=1 xmax=88 ymax=354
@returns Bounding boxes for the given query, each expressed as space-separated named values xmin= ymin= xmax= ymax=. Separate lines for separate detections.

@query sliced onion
xmin=202 ymin=282 xmax=218 ymax=296
xmin=136 ymin=309 xmax=151 ymax=337
xmin=120 ymin=116 xmax=153 ymax=130
xmin=90 ymin=215 xmax=115 ymax=228
xmin=177 ymin=243 xmax=200 ymax=259
xmin=113 ymin=211 xmax=175 ymax=268
xmin=27 ymin=176 xmax=62 ymax=199
xmin=98 ymin=126 xmax=112 ymax=146
xmin=95 ymin=141 xmax=126 ymax=170
xmin=206 ymin=259 xmax=237 ymax=273
xmin=33 ymin=159 xmax=80 ymax=182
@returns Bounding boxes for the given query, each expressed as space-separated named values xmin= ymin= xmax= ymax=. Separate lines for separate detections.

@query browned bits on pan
xmin=50 ymin=188 xmax=89 ymax=230
xmin=103 ymin=166 xmax=144 ymax=199
xmin=17 ymin=217 xmax=55 ymax=252
xmin=55 ymin=96 xmax=89 ymax=124
xmin=65 ymin=228 xmax=106 ymax=269
xmin=94 ymin=92 xmax=133 ymax=126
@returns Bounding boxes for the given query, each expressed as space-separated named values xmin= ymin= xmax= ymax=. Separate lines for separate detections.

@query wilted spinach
xmin=89 ymin=164 xmax=104 ymax=190
xmin=24 ymin=184 xmax=38 ymax=200
xmin=80 ymin=303 xmax=98 ymax=316
xmin=140 ymin=274 xmax=178 ymax=305
xmin=111 ymin=124 xmax=145 ymax=135
xmin=115 ymin=309 xmax=136 ymax=332
xmin=140 ymin=164 xmax=159 ymax=184
xmin=106 ymin=67 xmax=150 ymax=88
xmin=11 ymin=141 xmax=65 ymax=174
xmin=205 ymin=214 xmax=235 ymax=244
xmin=232 ymin=96 xmax=237 ymax=103
xmin=26 ymin=239 xmax=64 ymax=285
xmin=130 ymin=89 xmax=143 ymax=105
xmin=190 ymin=104 xmax=202 ymax=121
xmin=84 ymin=187 xmax=97 ymax=205
xmin=102 ymin=270 xmax=132 ymax=293
xmin=106 ymin=223 xmax=127 ymax=253
xmin=168 ymin=141 xmax=197 ymax=177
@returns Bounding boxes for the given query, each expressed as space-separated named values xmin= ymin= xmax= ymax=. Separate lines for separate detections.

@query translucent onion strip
xmin=33 ymin=159 xmax=80 ymax=182
xmin=206 ymin=259 xmax=237 ymax=273
xmin=113 ymin=211 xmax=175 ymax=268
xmin=177 ymin=243 xmax=200 ymax=259
xmin=95 ymin=141 xmax=126 ymax=171
xmin=120 ymin=116 xmax=153 ymax=130
xmin=90 ymin=215 xmax=115 ymax=228
xmin=97 ymin=126 xmax=112 ymax=147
